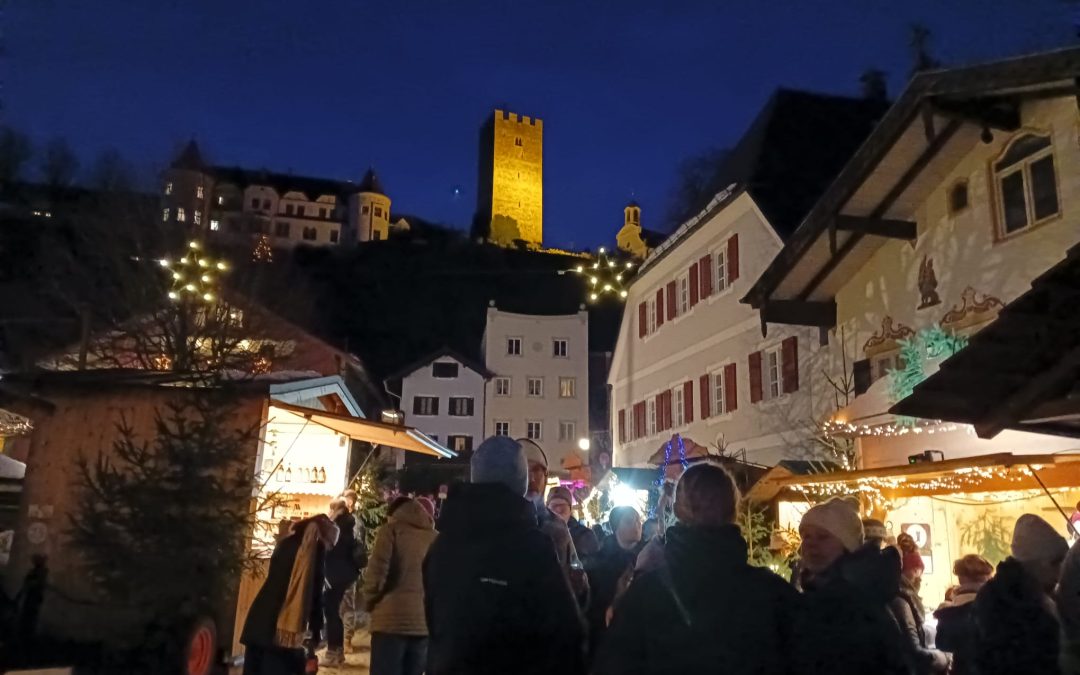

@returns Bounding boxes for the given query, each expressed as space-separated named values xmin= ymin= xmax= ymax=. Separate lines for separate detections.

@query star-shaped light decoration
xmin=158 ymin=240 xmax=229 ymax=305
xmin=569 ymin=246 xmax=636 ymax=302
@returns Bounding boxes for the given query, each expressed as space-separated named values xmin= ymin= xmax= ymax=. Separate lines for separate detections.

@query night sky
xmin=7 ymin=1 xmax=1076 ymax=248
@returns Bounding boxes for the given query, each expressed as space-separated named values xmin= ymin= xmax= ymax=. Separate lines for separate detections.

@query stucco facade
xmin=483 ymin=307 xmax=589 ymax=472
xmin=400 ymin=354 xmax=488 ymax=454
xmin=610 ymin=192 xmax=824 ymax=469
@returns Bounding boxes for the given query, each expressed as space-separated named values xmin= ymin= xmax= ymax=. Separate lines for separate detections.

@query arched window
xmin=993 ymin=132 xmax=1059 ymax=236
xmin=947 ymin=179 xmax=969 ymax=215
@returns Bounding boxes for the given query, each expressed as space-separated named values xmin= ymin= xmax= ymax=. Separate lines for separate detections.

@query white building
xmin=391 ymin=349 xmax=492 ymax=454
xmin=483 ymin=305 xmax=590 ymax=472
xmin=609 ymin=90 xmax=888 ymax=468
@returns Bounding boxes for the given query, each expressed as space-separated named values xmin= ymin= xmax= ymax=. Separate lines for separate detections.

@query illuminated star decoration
xmin=158 ymin=240 xmax=229 ymax=304
xmin=569 ymin=246 xmax=635 ymax=302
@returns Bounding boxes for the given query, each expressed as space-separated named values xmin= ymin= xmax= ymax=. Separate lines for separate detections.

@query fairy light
xmin=158 ymin=240 xmax=229 ymax=305
xmin=821 ymin=418 xmax=970 ymax=439
xmin=567 ymin=247 xmax=635 ymax=303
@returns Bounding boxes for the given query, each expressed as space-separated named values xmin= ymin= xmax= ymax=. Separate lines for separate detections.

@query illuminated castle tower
xmin=474 ymin=109 xmax=543 ymax=247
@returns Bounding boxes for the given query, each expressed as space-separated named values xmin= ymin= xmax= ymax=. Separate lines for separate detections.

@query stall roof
xmin=773 ymin=452 xmax=1080 ymax=499
xmin=271 ymin=402 xmax=455 ymax=459
xmin=891 ymin=243 xmax=1080 ymax=439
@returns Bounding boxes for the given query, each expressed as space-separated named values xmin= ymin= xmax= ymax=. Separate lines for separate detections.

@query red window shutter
xmin=666 ymin=281 xmax=677 ymax=320
xmin=656 ymin=288 xmax=665 ymax=328
xmin=782 ymin=336 xmax=799 ymax=393
xmin=728 ymin=233 xmax=740 ymax=284
xmin=724 ymin=363 xmax=738 ymax=413
xmin=689 ymin=264 xmax=700 ymax=306
xmin=684 ymin=381 xmax=695 ymax=423
xmin=634 ymin=401 xmax=646 ymax=438
xmin=699 ymin=255 xmax=713 ymax=298
xmin=618 ymin=408 xmax=626 ymax=443
xmin=749 ymin=351 xmax=763 ymax=403
xmin=666 ymin=390 xmax=674 ymax=429
xmin=699 ymin=374 xmax=711 ymax=419
xmin=638 ymin=302 xmax=647 ymax=339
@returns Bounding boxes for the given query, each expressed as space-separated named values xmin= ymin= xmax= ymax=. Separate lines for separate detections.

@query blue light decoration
xmin=649 ymin=434 xmax=689 ymax=517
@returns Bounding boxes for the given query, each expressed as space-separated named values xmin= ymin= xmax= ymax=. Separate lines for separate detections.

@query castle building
xmin=475 ymin=109 xmax=543 ymax=247
xmin=615 ymin=201 xmax=666 ymax=260
xmin=161 ymin=141 xmax=398 ymax=248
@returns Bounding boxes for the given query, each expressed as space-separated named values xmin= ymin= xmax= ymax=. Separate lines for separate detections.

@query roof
xmin=271 ymin=402 xmax=455 ymax=458
xmin=171 ymin=140 xmax=206 ymax=171
xmin=744 ymin=47 xmax=1080 ymax=315
xmin=891 ymin=242 xmax=1080 ymax=439
xmin=210 ymin=165 xmax=352 ymax=201
xmin=356 ymin=168 xmax=386 ymax=195
xmin=638 ymin=89 xmax=887 ymax=276
xmin=384 ymin=346 xmax=495 ymax=383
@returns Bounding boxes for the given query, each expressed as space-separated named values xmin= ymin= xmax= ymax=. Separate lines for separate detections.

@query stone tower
xmin=616 ymin=200 xmax=649 ymax=259
xmin=163 ymin=140 xmax=214 ymax=235
xmin=351 ymin=168 xmax=391 ymax=242
xmin=474 ymin=109 xmax=543 ymax=247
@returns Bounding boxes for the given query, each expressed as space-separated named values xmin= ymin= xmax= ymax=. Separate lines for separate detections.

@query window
xmin=678 ymin=274 xmax=690 ymax=315
xmin=362 ymin=205 xmax=370 ymax=215
xmin=553 ymin=339 xmax=568 ymax=358
xmin=527 ymin=377 xmax=544 ymax=398
xmin=558 ymin=421 xmax=576 ymax=443
xmin=647 ymin=398 xmax=657 ymax=436
xmin=196 ymin=186 xmax=204 ymax=199
xmin=251 ymin=198 xmax=260 ymax=209
xmin=162 ymin=208 xmax=170 ymax=222
xmin=177 ymin=207 xmax=186 ymax=222
xmin=329 ymin=229 xmax=339 ymax=243
xmin=448 ymin=435 xmax=473 ymax=452
xmin=559 ymin=377 xmax=576 ymax=399
xmin=210 ymin=219 xmax=220 ymax=232
xmin=319 ymin=207 xmax=327 ymax=218
xmin=764 ymin=346 xmax=781 ymax=400
xmin=217 ymin=195 xmax=225 ymax=205
xmin=713 ymin=369 xmax=726 ymax=416
xmin=275 ymin=221 xmax=290 ymax=237
xmin=432 ymin=362 xmax=459 ymax=379
xmin=285 ymin=204 xmax=294 ymax=215
xmin=374 ymin=206 xmax=383 ymax=218
xmin=296 ymin=205 xmax=305 ymax=217
xmin=262 ymin=199 xmax=271 ymax=210
xmin=715 ymin=248 xmax=728 ymax=293
xmin=373 ymin=230 xmax=382 ymax=241
xmin=994 ymin=133 xmax=1059 ymax=236
xmin=515 ymin=137 xmax=523 ymax=147
xmin=673 ymin=387 xmax=685 ymax=426
xmin=495 ymin=421 xmax=510 ymax=436
xmin=193 ymin=210 xmax=202 ymax=225
xmin=948 ymin=180 xmax=969 ymax=215
xmin=872 ymin=353 xmax=904 ymax=382
xmin=527 ymin=421 xmax=543 ymax=441
xmin=412 ymin=396 xmax=439 ymax=416
xmin=164 ymin=182 xmax=173 ymax=195
xmin=494 ymin=377 xmax=511 ymax=397
xmin=507 ymin=337 xmax=523 ymax=356
xmin=449 ymin=397 xmax=474 ymax=417
xmin=302 ymin=227 xmax=317 ymax=241
xmin=646 ymin=297 xmax=657 ymax=334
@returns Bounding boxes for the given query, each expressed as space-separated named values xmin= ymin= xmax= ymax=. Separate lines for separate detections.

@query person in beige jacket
xmin=363 ymin=497 xmax=437 ymax=675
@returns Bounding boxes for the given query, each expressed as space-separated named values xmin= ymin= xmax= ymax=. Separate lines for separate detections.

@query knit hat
xmin=902 ymin=550 xmax=925 ymax=574
xmin=862 ymin=518 xmax=887 ymax=542
xmin=517 ymin=438 xmax=548 ymax=470
xmin=471 ymin=436 xmax=528 ymax=496
xmin=415 ymin=496 xmax=436 ymax=520
xmin=1011 ymin=514 xmax=1068 ymax=563
xmin=546 ymin=485 xmax=573 ymax=507
xmin=799 ymin=498 xmax=864 ymax=552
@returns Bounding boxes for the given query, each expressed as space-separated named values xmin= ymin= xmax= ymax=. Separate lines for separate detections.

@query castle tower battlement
xmin=475 ymin=108 xmax=543 ymax=247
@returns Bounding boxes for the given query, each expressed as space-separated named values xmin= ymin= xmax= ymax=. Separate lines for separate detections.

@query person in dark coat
xmin=242 ymin=515 xmax=339 ymax=675
xmin=546 ymin=485 xmax=600 ymax=561
xmin=973 ymin=514 xmax=1066 ymax=675
xmin=585 ymin=505 xmax=642 ymax=658
xmin=321 ymin=497 xmax=361 ymax=666
xmin=793 ymin=498 xmax=908 ymax=675
xmin=593 ymin=462 xmax=799 ymax=675
xmin=933 ymin=554 xmax=992 ymax=675
xmin=422 ymin=436 xmax=586 ymax=675
xmin=889 ymin=549 xmax=950 ymax=674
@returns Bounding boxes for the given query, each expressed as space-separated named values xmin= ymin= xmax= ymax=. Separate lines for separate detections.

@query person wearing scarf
xmin=242 ymin=514 xmax=339 ymax=675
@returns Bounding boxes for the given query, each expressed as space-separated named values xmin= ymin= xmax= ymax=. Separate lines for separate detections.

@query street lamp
xmin=577 ymin=438 xmax=591 ymax=451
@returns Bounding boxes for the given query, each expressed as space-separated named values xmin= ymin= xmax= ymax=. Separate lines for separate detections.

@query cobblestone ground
xmin=316 ymin=629 xmax=372 ymax=674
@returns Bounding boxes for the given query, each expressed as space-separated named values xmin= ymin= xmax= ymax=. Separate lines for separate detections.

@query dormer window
xmin=164 ymin=182 xmax=173 ymax=195
xmin=993 ymin=132 xmax=1059 ymax=237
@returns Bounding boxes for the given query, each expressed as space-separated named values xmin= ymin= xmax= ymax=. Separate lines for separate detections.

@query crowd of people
xmin=239 ymin=434 xmax=1080 ymax=675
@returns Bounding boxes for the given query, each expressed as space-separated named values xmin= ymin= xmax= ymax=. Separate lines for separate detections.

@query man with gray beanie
xmin=422 ymin=436 xmax=586 ymax=675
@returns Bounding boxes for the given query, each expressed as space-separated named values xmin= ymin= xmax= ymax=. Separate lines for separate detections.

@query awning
xmin=774 ymin=452 xmax=1080 ymax=500
xmin=271 ymin=402 xmax=455 ymax=458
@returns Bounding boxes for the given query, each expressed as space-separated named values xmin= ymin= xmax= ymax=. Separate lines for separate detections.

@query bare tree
xmin=40 ymin=138 xmax=80 ymax=190
xmin=87 ymin=148 xmax=136 ymax=193
xmin=0 ymin=127 xmax=32 ymax=184
xmin=664 ymin=147 xmax=729 ymax=230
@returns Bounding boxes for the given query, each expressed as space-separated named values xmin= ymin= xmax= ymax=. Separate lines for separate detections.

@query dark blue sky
xmin=7 ymin=1 xmax=1075 ymax=248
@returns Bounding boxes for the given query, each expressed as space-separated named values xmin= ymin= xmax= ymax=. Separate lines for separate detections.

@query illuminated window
xmin=764 ymin=346 xmax=781 ymax=400
xmin=647 ymin=398 xmax=657 ymax=436
xmin=448 ymin=435 xmax=473 ymax=452
xmin=210 ymin=219 xmax=220 ymax=232
xmin=495 ymin=377 xmax=511 ymax=397
xmin=177 ymin=207 xmax=186 ymax=222
xmin=196 ymin=185 xmax=204 ymax=199
xmin=559 ymin=377 xmax=576 ymax=399
xmin=527 ymin=377 xmax=544 ymax=398
xmin=527 ymin=421 xmax=542 ymax=441
xmin=558 ymin=421 xmax=575 ymax=442
xmin=164 ymin=182 xmax=173 ymax=195
xmin=994 ymin=133 xmax=1059 ymax=236
xmin=449 ymin=397 xmax=474 ymax=416
xmin=193 ymin=210 xmax=202 ymax=225
xmin=162 ymin=208 xmax=170 ymax=222
xmin=495 ymin=421 xmax=510 ymax=436
xmin=218 ymin=195 xmax=225 ymax=205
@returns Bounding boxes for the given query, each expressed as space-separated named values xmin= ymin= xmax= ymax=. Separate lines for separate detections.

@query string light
xmin=821 ymin=418 xmax=970 ymax=438
xmin=567 ymin=247 xmax=635 ymax=303
xmin=158 ymin=240 xmax=229 ymax=305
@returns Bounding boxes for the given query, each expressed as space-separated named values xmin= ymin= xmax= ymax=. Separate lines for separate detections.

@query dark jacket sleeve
xmin=889 ymin=597 xmax=950 ymax=674
xmin=592 ymin=575 xmax=651 ymax=675
xmin=529 ymin=535 xmax=587 ymax=675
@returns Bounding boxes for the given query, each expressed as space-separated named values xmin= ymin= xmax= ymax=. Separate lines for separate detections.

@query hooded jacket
xmin=593 ymin=524 xmax=799 ymax=675
xmin=888 ymin=575 xmax=950 ymax=674
xmin=363 ymin=499 xmax=438 ymax=636
xmin=794 ymin=544 xmax=908 ymax=675
xmin=973 ymin=557 xmax=1060 ymax=675
xmin=422 ymin=482 xmax=586 ymax=675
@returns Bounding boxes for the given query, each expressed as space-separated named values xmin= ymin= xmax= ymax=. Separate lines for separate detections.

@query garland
xmin=649 ymin=434 xmax=689 ymax=517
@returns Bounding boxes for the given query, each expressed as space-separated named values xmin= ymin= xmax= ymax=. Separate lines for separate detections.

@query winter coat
xmin=325 ymin=511 xmax=360 ymax=586
xmin=1059 ymin=542 xmax=1080 ymax=675
xmin=362 ymin=500 xmax=437 ymax=636
xmin=241 ymin=519 xmax=327 ymax=648
xmin=536 ymin=504 xmax=589 ymax=598
xmin=422 ymin=482 xmax=586 ymax=675
xmin=568 ymin=517 xmax=600 ymax=560
xmin=888 ymin=576 xmax=950 ymax=674
xmin=973 ymin=557 xmax=1061 ymax=675
xmin=933 ymin=583 xmax=982 ymax=675
xmin=794 ymin=544 xmax=908 ymax=675
xmin=585 ymin=534 xmax=641 ymax=654
xmin=593 ymin=524 xmax=799 ymax=675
